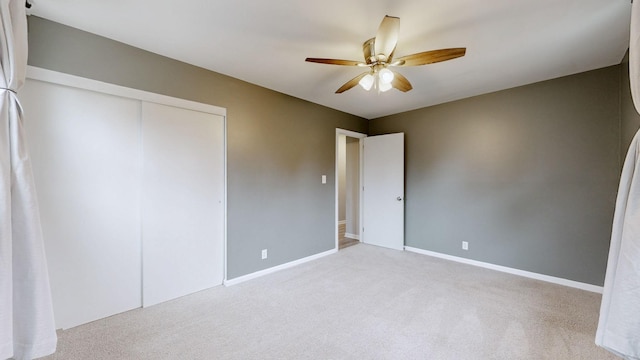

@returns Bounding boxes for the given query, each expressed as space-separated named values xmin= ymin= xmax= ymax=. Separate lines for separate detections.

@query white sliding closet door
xmin=20 ymin=80 xmax=142 ymax=329
xmin=141 ymin=102 xmax=225 ymax=307
xmin=19 ymin=68 xmax=226 ymax=328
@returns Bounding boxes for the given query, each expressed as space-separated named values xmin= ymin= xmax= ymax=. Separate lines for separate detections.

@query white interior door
xmin=141 ymin=102 xmax=225 ymax=307
xmin=362 ymin=133 xmax=404 ymax=250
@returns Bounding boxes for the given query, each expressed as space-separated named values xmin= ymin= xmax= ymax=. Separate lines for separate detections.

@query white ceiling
xmin=30 ymin=0 xmax=631 ymax=119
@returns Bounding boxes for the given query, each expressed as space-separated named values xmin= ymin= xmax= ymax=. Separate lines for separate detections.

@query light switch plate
xmin=322 ymin=175 xmax=326 ymax=184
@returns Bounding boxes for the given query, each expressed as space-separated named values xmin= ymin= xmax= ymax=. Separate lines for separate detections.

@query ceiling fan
xmin=305 ymin=15 xmax=466 ymax=94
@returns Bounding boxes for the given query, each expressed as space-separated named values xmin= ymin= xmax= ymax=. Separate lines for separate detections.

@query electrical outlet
xmin=462 ymin=241 xmax=469 ymax=251
xmin=261 ymin=249 xmax=268 ymax=259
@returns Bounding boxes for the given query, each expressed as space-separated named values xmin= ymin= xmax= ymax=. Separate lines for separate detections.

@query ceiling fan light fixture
xmin=378 ymin=79 xmax=393 ymax=92
xmin=379 ymin=68 xmax=394 ymax=84
xmin=359 ymin=73 xmax=375 ymax=91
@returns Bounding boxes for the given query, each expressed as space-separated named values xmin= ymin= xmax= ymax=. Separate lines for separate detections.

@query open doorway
xmin=336 ymin=129 xmax=366 ymax=250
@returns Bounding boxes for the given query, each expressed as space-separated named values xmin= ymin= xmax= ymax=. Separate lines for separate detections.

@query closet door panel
xmin=141 ymin=102 xmax=224 ymax=307
xmin=20 ymin=79 xmax=142 ymax=329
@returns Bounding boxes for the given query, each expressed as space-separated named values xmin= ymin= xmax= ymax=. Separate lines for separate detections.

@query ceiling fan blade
xmin=305 ymin=58 xmax=365 ymax=66
xmin=391 ymin=71 xmax=413 ymax=92
xmin=374 ymin=15 xmax=400 ymax=61
xmin=394 ymin=48 xmax=466 ymax=66
xmin=336 ymin=72 xmax=369 ymax=93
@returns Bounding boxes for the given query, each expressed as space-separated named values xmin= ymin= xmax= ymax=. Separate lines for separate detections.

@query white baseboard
xmin=345 ymin=233 xmax=360 ymax=240
xmin=404 ymin=246 xmax=603 ymax=294
xmin=338 ymin=220 xmax=347 ymax=225
xmin=224 ymin=248 xmax=337 ymax=286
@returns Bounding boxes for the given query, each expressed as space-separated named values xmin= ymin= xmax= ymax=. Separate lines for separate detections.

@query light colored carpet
xmin=42 ymin=244 xmax=616 ymax=360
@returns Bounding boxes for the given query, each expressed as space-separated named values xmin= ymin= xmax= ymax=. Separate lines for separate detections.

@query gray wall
xmin=369 ymin=66 xmax=621 ymax=286
xmin=621 ymin=52 xmax=640 ymax=160
xmin=338 ymin=135 xmax=346 ymax=222
xmin=345 ymin=138 xmax=360 ymax=235
xmin=26 ymin=17 xmax=368 ymax=279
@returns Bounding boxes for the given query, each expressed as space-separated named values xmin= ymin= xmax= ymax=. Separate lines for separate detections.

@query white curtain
xmin=596 ymin=2 xmax=640 ymax=359
xmin=0 ymin=1 xmax=57 ymax=359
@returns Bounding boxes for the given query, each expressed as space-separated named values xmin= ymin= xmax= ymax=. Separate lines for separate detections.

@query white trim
xmin=26 ymin=66 xmax=226 ymax=117
xmin=338 ymin=220 xmax=347 ymax=225
xmin=224 ymin=248 xmax=337 ymax=286
xmin=404 ymin=246 xmax=604 ymax=294
xmin=337 ymin=128 xmax=368 ymax=138
xmin=358 ymin=137 xmax=365 ymax=244
xmin=223 ymin=106 xmax=229 ymax=284
xmin=345 ymin=233 xmax=360 ymax=240
xmin=335 ymin=129 xmax=367 ymax=251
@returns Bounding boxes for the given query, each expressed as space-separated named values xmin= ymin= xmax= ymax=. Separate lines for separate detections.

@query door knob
xmin=397 ymin=196 xmax=402 ymax=201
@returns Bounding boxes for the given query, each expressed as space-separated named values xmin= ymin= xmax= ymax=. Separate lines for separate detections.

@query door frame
xmin=335 ymin=129 xmax=367 ymax=250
